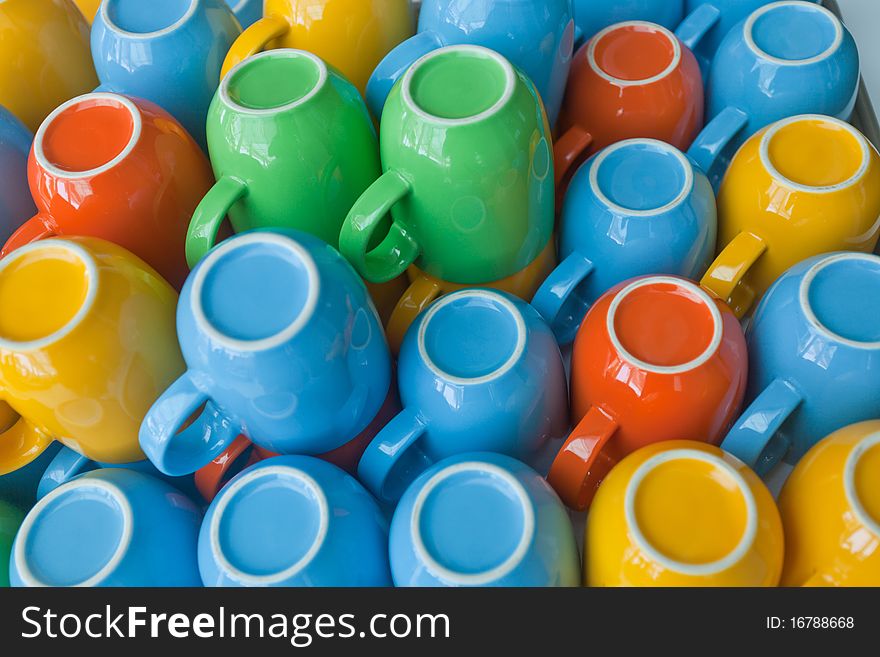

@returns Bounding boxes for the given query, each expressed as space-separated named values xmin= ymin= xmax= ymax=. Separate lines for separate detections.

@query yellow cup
xmin=385 ymin=236 xmax=557 ymax=355
xmin=221 ymin=0 xmax=415 ymax=94
xmin=701 ymin=115 xmax=880 ymax=318
xmin=585 ymin=441 xmax=784 ymax=587
xmin=0 ymin=0 xmax=98 ymax=132
xmin=0 ymin=237 xmax=184 ymax=473
xmin=778 ymin=420 xmax=880 ymax=587
xmin=72 ymin=0 xmax=100 ymax=22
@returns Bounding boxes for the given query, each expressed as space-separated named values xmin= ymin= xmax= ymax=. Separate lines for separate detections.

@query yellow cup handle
xmin=221 ymin=14 xmax=290 ymax=79
xmin=386 ymin=274 xmax=443 ymax=357
xmin=700 ymin=231 xmax=767 ymax=318
xmin=0 ymin=409 xmax=54 ymax=476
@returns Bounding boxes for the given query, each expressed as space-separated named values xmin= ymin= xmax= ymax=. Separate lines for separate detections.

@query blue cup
xmin=198 ymin=456 xmax=391 ymax=586
xmin=10 ymin=469 xmax=202 ymax=587
xmin=389 ymin=452 xmax=580 ymax=587
xmin=0 ymin=443 xmax=61 ymax=510
xmin=721 ymin=252 xmax=880 ymax=476
xmin=532 ymin=138 xmax=717 ymax=345
xmin=358 ymin=289 xmax=568 ymax=504
xmin=0 ymin=105 xmax=36 ymax=244
xmin=91 ymin=0 xmax=242 ymax=149
xmin=366 ymin=0 xmax=575 ymax=125
xmin=224 ymin=0 xmax=260 ymax=28
xmin=687 ymin=1 xmax=858 ymax=188
xmin=573 ymin=0 xmax=684 ymax=47
xmin=139 ymin=229 xmax=392 ymax=477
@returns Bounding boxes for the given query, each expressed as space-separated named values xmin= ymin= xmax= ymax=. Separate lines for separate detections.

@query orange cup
xmin=555 ymin=20 xmax=704 ymax=196
xmin=0 ymin=93 xmax=215 ymax=288
xmin=547 ymin=275 xmax=747 ymax=511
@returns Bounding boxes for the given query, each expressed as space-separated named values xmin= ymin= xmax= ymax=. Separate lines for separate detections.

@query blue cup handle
xmin=365 ymin=30 xmax=445 ymax=119
xmin=357 ymin=407 xmax=433 ymax=504
xmin=37 ymin=446 xmax=97 ymax=500
xmin=721 ymin=378 xmax=803 ymax=477
xmin=138 ymin=370 xmax=239 ymax=477
xmin=531 ymin=251 xmax=595 ymax=345
xmin=687 ymin=106 xmax=750 ymax=187
xmin=674 ymin=3 xmax=721 ymax=52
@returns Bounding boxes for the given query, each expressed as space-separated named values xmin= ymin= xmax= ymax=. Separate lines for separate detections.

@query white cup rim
xmin=587 ymin=21 xmax=682 ymax=87
xmin=744 ymin=1 xmax=844 ymax=67
xmin=843 ymin=430 xmax=880 ymax=538
xmin=101 ymin=0 xmax=199 ymax=40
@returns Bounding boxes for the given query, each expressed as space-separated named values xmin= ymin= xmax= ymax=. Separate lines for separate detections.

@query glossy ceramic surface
xmin=572 ymin=0 xmax=683 ymax=46
xmin=689 ymin=2 xmax=859 ymax=187
xmin=91 ymin=0 xmax=243 ymax=150
xmin=555 ymin=21 xmax=704 ymax=192
xmin=358 ymin=289 xmax=568 ymax=504
xmin=140 ymin=229 xmax=391 ymax=477
xmin=0 ymin=443 xmax=61 ymax=509
xmin=1 ymin=93 xmax=215 ymax=289
xmin=73 ymin=0 xmax=101 ymax=22
xmin=385 ymin=237 xmax=557 ymax=356
xmin=0 ymin=499 xmax=24 ymax=587
xmin=0 ymin=0 xmax=98 ymax=132
xmin=10 ymin=469 xmax=202 ymax=587
xmin=221 ymin=0 xmax=414 ymax=95
xmin=548 ymin=275 xmax=748 ymax=510
xmin=366 ymin=0 xmax=574 ymax=125
xmin=0 ymin=106 xmax=36 ymax=244
xmin=778 ymin=421 xmax=880 ymax=586
xmin=700 ymin=115 xmax=880 ymax=318
xmin=198 ymin=456 xmax=392 ymax=586
xmin=533 ymin=139 xmax=716 ymax=345
xmin=187 ymin=49 xmax=381 ymax=267
xmin=721 ymin=253 xmax=880 ymax=475
xmin=586 ymin=441 xmax=783 ymax=586
xmin=389 ymin=453 xmax=580 ymax=587
xmin=0 ymin=237 xmax=183 ymax=472
xmin=341 ymin=45 xmax=554 ymax=284
xmin=226 ymin=0 xmax=262 ymax=27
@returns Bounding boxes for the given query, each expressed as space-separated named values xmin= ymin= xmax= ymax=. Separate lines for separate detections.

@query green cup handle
xmin=339 ymin=170 xmax=420 ymax=283
xmin=186 ymin=177 xmax=248 ymax=269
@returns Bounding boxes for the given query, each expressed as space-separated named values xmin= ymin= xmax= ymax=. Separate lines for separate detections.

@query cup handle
xmin=36 ymin=446 xmax=97 ymax=500
xmin=674 ymin=2 xmax=722 ymax=52
xmin=138 ymin=370 xmax=239 ymax=477
xmin=357 ymin=407 xmax=432 ymax=504
xmin=0 ymin=413 xmax=54 ymax=477
xmin=1 ymin=214 xmax=57 ymax=258
xmin=385 ymin=274 xmax=443 ymax=357
xmin=687 ymin=106 xmax=750 ymax=186
xmin=365 ymin=30 xmax=445 ymax=119
xmin=553 ymin=124 xmax=594 ymax=191
xmin=339 ymin=169 xmax=421 ymax=284
xmin=547 ymin=405 xmax=619 ymax=511
xmin=194 ymin=434 xmax=265 ymax=502
xmin=186 ymin=176 xmax=248 ymax=268
xmin=220 ymin=14 xmax=290 ymax=79
xmin=721 ymin=378 xmax=802 ymax=476
xmin=531 ymin=251 xmax=595 ymax=346
xmin=700 ymin=231 xmax=767 ymax=318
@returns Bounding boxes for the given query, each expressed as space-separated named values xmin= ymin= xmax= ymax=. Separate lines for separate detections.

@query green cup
xmin=186 ymin=49 xmax=382 ymax=268
xmin=0 ymin=499 xmax=23 ymax=587
xmin=340 ymin=45 xmax=554 ymax=284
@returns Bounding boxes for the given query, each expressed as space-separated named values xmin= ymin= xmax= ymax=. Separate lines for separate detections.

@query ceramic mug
xmin=0 ymin=106 xmax=36 ymax=243
xmin=221 ymin=0 xmax=414 ymax=95
xmin=533 ymin=138 xmax=716 ymax=345
xmin=0 ymin=0 xmax=98 ymax=132
xmin=366 ymin=0 xmax=574 ymax=125
xmin=385 ymin=237 xmax=557 ymax=356
xmin=721 ymin=253 xmax=880 ymax=475
xmin=0 ymin=499 xmax=24 ymax=587
xmin=341 ymin=45 xmax=554 ymax=285
xmin=91 ymin=0 xmax=242 ymax=150
xmin=10 ymin=469 xmax=202 ymax=587
xmin=0 ymin=444 xmax=61 ymax=509
xmin=554 ymin=21 xmax=704 ymax=192
xmin=199 ymin=456 xmax=392 ymax=586
xmin=572 ymin=0 xmax=684 ymax=46
xmin=1 ymin=93 xmax=215 ymax=289
xmin=0 ymin=237 xmax=183 ymax=472
xmin=73 ymin=0 xmax=101 ymax=22
xmin=778 ymin=421 xmax=880 ymax=587
xmin=699 ymin=115 xmax=880 ymax=318
xmin=688 ymin=2 xmax=859 ymax=187
xmin=547 ymin=275 xmax=748 ymax=511
xmin=586 ymin=440 xmax=783 ymax=586
xmin=226 ymin=0 xmax=261 ymax=27
xmin=139 ymin=229 xmax=392 ymax=477
xmin=358 ymin=289 xmax=568 ymax=504
xmin=186 ymin=49 xmax=381 ymax=267
xmin=389 ymin=453 xmax=579 ymax=587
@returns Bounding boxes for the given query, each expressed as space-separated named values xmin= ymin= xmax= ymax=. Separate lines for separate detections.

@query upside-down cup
xmin=547 ymin=275 xmax=748 ymax=511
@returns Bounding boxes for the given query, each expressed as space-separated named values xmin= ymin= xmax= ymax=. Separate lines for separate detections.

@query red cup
xmin=554 ymin=21 xmax=704 ymax=197
xmin=1 ymin=92 xmax=215 ymax=288
xmin=547 ymin=275 xmax=747 ymax=511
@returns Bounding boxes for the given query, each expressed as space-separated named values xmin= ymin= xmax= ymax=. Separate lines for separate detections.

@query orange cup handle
xmin=553 ymin=124 xmax=593 ymax=193
xmin=1 ymin=215 xmax=57 ymax=258
xmin=547 ymin=405 xmax=618 ymax=511
xmin=386 ymin=274 xmax=443 ymax=356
